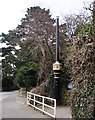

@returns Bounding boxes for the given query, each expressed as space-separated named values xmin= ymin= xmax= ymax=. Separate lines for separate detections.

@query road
xmin=0 ymin=91 xmax=72 ymax=119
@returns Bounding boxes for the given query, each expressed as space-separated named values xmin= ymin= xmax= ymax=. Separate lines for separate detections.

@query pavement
xmin=0 ymin=91 xmax=72 ymax=119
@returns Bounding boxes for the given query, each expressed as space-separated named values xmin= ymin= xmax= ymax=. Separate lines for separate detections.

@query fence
xmin=27 ymin=92 xmax=56 ymax=118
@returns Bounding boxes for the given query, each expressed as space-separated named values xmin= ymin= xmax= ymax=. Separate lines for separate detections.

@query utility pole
xmin=53 ymin=16 xmax=61 ymax=105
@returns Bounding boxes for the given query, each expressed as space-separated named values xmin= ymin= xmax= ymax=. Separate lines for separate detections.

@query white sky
xmin=0 ymin=0 xmax=93 ymax=34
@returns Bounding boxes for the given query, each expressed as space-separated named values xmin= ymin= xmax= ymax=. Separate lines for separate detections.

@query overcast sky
xmin=0 ymin=0 xmax=93 ymax=34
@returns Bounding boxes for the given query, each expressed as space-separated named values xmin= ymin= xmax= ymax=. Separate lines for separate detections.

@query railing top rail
xmin=27 ymin=92 xmax=56 ymax=101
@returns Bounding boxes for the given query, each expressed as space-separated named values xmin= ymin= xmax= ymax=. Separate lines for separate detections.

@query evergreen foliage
xmin=2 ymin=76 xmax=15 ymax=91
xmin=14 ymin=62 xmax=38 ymax=90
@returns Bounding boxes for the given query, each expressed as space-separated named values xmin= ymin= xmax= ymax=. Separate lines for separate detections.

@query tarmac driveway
xmin=0 ymin=91 xmax=72 ymax=119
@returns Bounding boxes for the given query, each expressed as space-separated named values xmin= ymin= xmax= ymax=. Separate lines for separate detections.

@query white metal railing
xmin=27 ymin=92 xmax=56 ymax=118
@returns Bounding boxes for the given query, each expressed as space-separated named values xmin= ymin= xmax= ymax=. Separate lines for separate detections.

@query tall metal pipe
xmin=56 ymin=16 xmax=59 ymax=62
xmin=53 ymin=16 xmax=61 ymax=105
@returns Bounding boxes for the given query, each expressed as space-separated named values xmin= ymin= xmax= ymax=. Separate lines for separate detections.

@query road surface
xmin=0 ymin=91 xmax=72 ymax=119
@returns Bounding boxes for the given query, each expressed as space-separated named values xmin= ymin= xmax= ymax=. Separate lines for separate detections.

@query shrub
xmin=14 ymin=62 xmax=38 ymax=90
xmin=2 ymin=76 xmax=16 ymax=91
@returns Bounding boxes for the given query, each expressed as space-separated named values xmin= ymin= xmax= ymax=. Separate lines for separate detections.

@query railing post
xmin=42 ymin=97 xmax=44 ymax=112
xmin=54 ymin=99 xmax=56 ymax=118
xmin=34 ymin=94 xmax=35 ymax=107
xmin=27 ymin=92 xmax=29 ymax=105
